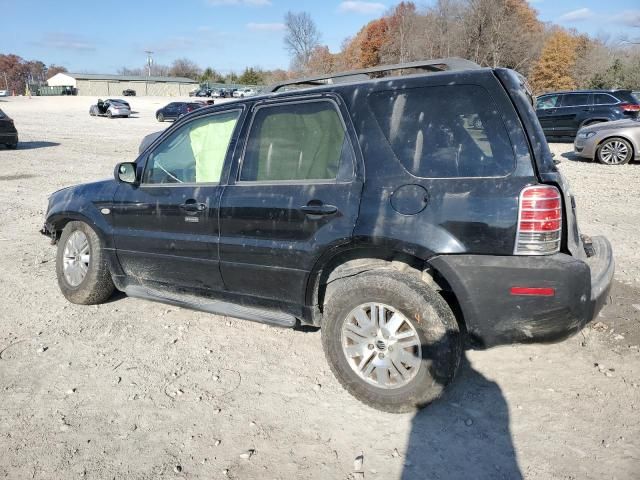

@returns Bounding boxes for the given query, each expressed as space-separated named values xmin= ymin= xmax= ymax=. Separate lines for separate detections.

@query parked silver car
xmin=89 ymin=99 xmax=131 ymax=118
xmin=574 ymin=119 xmax=640 ymax=165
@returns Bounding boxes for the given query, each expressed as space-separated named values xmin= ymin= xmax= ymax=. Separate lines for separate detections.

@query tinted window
xmin=593 ymin=94 xmax=617 ymax=105
xmin=536 ymin=95 xmax=559 ymax=110
xmin=0 ymin=109 xmax=5 ymax=119
xmin=240 ymin=101 xmax=348 ymax=182
xmin=368 ymin=85 xmax=515 ymax=178
xmin=144 ymin=110 xmax=240 ymax=184
xmin=561 ymin=94 xmax=590 ymax=107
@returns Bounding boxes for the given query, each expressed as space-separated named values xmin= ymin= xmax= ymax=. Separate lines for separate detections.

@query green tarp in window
xmin=190 ymin=111 xmax=240 ymax=183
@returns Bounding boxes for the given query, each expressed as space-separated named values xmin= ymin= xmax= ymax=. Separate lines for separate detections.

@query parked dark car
xmin=189 ymin=88 xmax=211 ymax=97
xmin=122 ymin=89 xmax=136 ymax=96
xmin=0 ymin=108 xmax=18 ymax=149
xmin=536 ymin=89 xmax=640 ymax=139
xmin=155 ymin=102 xmax=204 ymax=122
xmin=42 ymin=58 xmax=614 ymax=413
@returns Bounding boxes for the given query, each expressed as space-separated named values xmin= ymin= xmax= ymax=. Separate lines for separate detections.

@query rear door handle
xmin=179 ymin=199 xmax=206 ymax=213
xmin=300 ymin=204 xmax=338 ymax=216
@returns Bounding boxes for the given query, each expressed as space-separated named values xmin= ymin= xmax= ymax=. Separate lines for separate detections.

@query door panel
xmin=219 ymin=97 xmax=362 ymax=305
xmin=219 ymin=182 xmax=361 ymax=303
xmin=112 ymin=184 xmax=224 ymax=290
xmin=112 ymin=109 xmax=243 ymax=292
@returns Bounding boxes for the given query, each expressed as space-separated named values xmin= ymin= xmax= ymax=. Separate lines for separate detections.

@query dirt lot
xmin=0 ymin=96 xmax=639 ymax=480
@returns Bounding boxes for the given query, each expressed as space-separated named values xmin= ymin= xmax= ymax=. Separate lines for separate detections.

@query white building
xmin=47 ymin=73 xmax=198 ymax=97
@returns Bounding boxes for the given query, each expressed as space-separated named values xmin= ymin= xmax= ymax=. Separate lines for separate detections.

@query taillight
xmin=619 ymin=103 xmax=640 ymax=112
xmin=514 ymin=185 xmax=562 ymax=255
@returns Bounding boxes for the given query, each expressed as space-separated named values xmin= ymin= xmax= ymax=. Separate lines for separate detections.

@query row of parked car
xmin=535 ymin=88 xmax=640 ymax=165
xmin=189 ymin=87 xmax=258 ymax=98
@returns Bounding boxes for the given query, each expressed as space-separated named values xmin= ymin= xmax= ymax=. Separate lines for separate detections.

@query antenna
xmin=145 ymin=51 xmax=154 ymax=77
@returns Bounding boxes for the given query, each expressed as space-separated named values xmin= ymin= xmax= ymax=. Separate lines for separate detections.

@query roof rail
xmin=267 ymin=57 xmax=480 ymax=93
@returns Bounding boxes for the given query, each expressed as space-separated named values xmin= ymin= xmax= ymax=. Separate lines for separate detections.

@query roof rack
xmin=267 ymin=57 xmax=480 ymax=93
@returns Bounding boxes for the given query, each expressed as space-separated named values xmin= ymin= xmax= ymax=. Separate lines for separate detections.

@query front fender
xmin=43 ymin=180 xmax=118 ymax=249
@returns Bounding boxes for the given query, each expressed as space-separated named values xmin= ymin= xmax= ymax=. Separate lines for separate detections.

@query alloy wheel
xmin=599 ymin=140 xmax=630 ymax=165
xmin=341 ymin=303 xmax=422 ymax=389
xmin=62 ymin=230 xmax=90 ymax=287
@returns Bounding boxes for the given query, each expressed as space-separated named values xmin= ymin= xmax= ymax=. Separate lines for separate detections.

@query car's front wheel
xmin=56 ymin=221 xmax=115 ymax=305
xmin=597 ymin=137 xmax=633 ymax=165
xmin=321 ymin=268 xmax=461 ymax=413
xmin=157 ymin=113 xmax=164 ymax=122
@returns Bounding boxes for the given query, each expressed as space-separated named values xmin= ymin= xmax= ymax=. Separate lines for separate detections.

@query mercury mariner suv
xmin=42 ymin=58 xmax=614 ymax=413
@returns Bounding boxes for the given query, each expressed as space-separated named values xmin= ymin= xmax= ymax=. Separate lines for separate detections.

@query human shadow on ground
xmin=402 ymin=355 xmax=522 ymax=480
xmin=561 ymin=150 xmax=590 ymax=162
xmin=2 ymin=141 xmax=60 ymax=150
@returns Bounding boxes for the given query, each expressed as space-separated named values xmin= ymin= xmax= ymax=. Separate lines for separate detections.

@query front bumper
xmin=429 ymin=236 xmax=614 ymax=348
xmin=574 ymin=137 xmax=596 ymax=159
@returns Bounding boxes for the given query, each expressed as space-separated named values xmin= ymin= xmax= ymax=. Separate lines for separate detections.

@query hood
xmin=580 ymin=118 xmax=640 ymax=133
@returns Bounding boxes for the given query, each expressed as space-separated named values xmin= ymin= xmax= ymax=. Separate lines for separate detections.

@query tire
xmin=596 ymin=137 xmax=633 ymax=165
xmin=56 ymin=221 xmax=115 ymax=305
xmin=157 ymin=113 xmax=164 ymax=122
xmin=7 ymin=143 xmax=17 ymax=150
xmin=321 ymin=268 xmax=462 ymax=413
xmin=107 ymin=110 xmax=113 ymax=119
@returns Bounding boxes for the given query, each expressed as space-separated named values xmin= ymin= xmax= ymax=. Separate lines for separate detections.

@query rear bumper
xmin=0 ymin=132 xmax=18 ymax=145
xmin=429 ymin=236 xmax=614 ymax=348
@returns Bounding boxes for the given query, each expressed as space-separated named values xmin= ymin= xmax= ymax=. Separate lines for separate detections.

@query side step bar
xmin=124 ymin=285 xmax=297 ymax=328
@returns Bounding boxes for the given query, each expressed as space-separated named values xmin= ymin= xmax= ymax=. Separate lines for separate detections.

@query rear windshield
xmin=368 ymin=85 xmax=515 ymax=178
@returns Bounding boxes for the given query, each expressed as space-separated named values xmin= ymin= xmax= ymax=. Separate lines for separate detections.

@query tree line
xmin=0 ymin=54 xmax=67 ymax=94
xmin=287 ymin=1 xmax=640 ymax=94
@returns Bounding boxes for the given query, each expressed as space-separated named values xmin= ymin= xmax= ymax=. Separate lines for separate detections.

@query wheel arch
xmin=596 ymin=135 xmax=637 ymax=160
xmin=305 ymin=245 xmax=465 ymax=332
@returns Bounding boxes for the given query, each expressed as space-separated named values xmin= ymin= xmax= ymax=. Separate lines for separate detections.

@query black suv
xmin=42 ymin=59 xmax=614 ymax=413
xmin=536 ymin=89 xmax=640 ymax=139
xmin=155 ymin=102 xmax=204 ymax=122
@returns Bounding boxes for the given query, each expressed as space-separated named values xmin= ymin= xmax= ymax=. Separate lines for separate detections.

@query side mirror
xmin=115 ymin=162 xmax=137 ymax=184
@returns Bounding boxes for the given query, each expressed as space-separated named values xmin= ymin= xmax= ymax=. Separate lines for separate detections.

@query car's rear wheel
xmin=107 ymin=110 xmax=113 ymax=119
xmin=56 ymin=221 xmax=115 ymax=305
xmin=321 ymin=268 xmax=461 ymax=413
xmin=157 ymin=113 xmax=164 ymax=122
xmin=597 ymin=137 xmax=633 ymax=165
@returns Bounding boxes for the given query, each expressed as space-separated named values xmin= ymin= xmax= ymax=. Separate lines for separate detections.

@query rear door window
xmin=368 ymin=85 xmax=515 ymax=178
xmin=240 ymin=100 xmax=352 ymax=182
xmin=561 ymin=94 xmax=590 ymax=107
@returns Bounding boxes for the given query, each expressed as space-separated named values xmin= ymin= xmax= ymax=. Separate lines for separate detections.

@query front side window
xmin=561 ymin=94 xmax=590 ymax=107
xmin=144 ymin=110 xmax=240 ymax=184
xmin=536 ymin=95 xmax=559 ymax=110
xmin=368 ymin=85 xmax=515 ymax=178
xmin=240 ymin=101 xmax=349 ymax=182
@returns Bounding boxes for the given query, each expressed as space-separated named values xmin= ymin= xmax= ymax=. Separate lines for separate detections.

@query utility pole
xmin=145 ymin=51 xmax=154 ymax=77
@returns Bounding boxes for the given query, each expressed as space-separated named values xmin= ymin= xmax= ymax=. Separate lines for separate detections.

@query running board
xmin=124 ymin=285 xmax=297 ymax=328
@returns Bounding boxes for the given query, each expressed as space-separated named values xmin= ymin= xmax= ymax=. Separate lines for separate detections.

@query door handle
xmin=179 ymin=200 xmax=206 ymax=213
xmin=300 ymin=203 xmax=338 ymax=216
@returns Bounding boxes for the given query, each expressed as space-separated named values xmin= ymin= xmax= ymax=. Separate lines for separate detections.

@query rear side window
xmin=593 ymin=94 xmax=617 ymax=105
xmin=561 ymin=94 xmax=590 ymax=107
xmin=240 ymin=101 xmax=349 ymax=182
xmin=368 ymin=85 xmax=515 ymax=178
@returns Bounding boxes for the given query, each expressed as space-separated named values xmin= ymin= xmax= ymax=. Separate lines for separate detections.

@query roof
xmin=64 ymin=73 xmax=198 ymax=83
xmin=268 ymin=58 xmax=481 ymax=93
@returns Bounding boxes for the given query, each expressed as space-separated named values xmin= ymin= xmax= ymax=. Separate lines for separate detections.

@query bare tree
xmin=284 ymin=11 xmax=321 ymax=71
xmin=169 ymin=58 xmax=201 ymax=79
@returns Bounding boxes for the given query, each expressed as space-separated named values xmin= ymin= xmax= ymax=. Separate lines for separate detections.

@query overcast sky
xmin=2 ymin=0 xmax=639 ymax=74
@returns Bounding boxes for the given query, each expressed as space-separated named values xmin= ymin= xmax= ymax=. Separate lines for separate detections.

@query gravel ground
xmin=0 ymin=96 xmax=638 ymax=480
